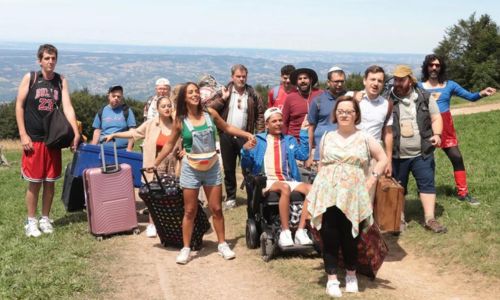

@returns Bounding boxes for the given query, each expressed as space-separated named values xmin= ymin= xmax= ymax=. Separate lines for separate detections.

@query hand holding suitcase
xmin=373 ymin=176 xmax=405 ymax=233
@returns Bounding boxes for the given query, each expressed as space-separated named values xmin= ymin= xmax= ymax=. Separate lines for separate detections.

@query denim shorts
xmin=392 ymin=155 xmax=436 ymax=194
xmin=179 ymin=156 xmax=222 ymax=189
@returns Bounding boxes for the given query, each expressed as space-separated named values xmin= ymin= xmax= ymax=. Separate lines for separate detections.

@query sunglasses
xmin=237 ymin=98 xmax=243 ymax=110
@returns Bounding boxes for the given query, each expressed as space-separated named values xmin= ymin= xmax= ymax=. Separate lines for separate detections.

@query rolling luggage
xmin=83 ymin=142 xmax=139 ymax=239
xmin=61 ymin=162 xmax=85 ymax=212
xmin=72 ymin=143 xmax=143 ymax=187
xmin=138 ymin=169 xmax=210 ymax=250
xmin=373 ymin=176 xmax=405 ymax=233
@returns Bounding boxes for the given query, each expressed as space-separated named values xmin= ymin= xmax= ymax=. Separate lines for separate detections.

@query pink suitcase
xmin=83 ymin=142 xmax=139 ymax=239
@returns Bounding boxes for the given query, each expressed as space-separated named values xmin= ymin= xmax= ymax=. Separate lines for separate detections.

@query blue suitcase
xmin=71 ymin=143 xmax=143 ymax=187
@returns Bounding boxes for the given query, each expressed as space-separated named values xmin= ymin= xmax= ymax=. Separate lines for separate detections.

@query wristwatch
xmin=371 ymin=171 xmax=381 ymax=178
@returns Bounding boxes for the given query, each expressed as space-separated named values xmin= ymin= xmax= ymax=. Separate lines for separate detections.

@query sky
xmin=0 ymin=0 xmax=498 ymax=54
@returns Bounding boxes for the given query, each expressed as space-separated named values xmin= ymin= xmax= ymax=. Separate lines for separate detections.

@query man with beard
xmin=208 ymin=64 xmax=265 ymax=209
xmin=418 ymin=54 xmax=496 ymax=205
xmin=389 ymin=65 xmax=447 ymax=233
xmin=282 ymin=68 xmax=322 ymax=142
xmin=305 ymin=66 xmax=347 ymax=168
xmin=268 ymin=64 xmax=296 ymax=110
xmin=357 ymin=65 xmax=393 ymax=176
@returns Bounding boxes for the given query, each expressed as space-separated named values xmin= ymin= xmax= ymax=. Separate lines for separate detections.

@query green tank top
xmin=181 ymin=116 xmax=217 ymax=153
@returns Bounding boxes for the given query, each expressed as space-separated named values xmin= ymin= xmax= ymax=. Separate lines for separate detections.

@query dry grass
xmin=0 ymin=139 xmax=21 ymax=151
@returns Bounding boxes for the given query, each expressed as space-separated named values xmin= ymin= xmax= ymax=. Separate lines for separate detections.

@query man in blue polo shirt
xmin=91 ymin=85 xmax=136 ymax=150
xmin=305 ymin=66 xmax=348 ymax=168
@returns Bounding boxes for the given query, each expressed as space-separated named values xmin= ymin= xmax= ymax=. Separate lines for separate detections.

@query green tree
xmin=254 ymin=84 xmax=270 ymax=107
xmin=345 ymin=72 xmax=364 ymax=91
xmin=0 ymin=101 xmax=17 ymax=139
xmin=434 ymin=13 xmax=500 ymax=90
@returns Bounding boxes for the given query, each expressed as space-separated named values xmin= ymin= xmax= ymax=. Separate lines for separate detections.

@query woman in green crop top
xmin=153 ymin=82 xmax=255 ymax=264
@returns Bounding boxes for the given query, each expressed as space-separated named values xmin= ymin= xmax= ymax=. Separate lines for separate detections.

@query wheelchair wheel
xmin=260 ymin=232 xmax=275 ymax=262
xmin=245 ymin=219 xmax=260 ymax=249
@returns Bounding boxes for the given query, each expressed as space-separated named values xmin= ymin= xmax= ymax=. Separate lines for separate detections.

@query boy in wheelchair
xmin=241 ymin=107 xmax=313 ymax=247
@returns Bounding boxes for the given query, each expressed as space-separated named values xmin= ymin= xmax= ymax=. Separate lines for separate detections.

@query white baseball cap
xmin=264 ymin=107 xmax=283 ymax=121
xmin=155 ymin=78 xmax=170 ymax=86
xmin=328 ymin=66 xmax=343 ymax=73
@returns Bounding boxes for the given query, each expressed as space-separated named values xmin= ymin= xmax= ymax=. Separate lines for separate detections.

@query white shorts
xmin=264 ymin=180 xmax=302 ymax=193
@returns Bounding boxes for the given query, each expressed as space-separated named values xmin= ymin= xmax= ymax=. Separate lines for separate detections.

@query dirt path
xmin=98 ymin=102 xmax=500 ymax=300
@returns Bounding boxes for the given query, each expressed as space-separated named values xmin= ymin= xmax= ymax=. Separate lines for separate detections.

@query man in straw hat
xmin=282 ymin=68 xmax=322 ymax=142
xmin=387 ymin=65 xmax=447 ymax=233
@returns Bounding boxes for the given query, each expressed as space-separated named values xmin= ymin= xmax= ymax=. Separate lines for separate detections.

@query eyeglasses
xmin=429 ymin=63 xmax=441 ymax=67
xmin=237 ymin=98 xmax=243 ymax=109
xmin=336 ymin=109 xmax=355 ymax=116
xmin=330 ymin=80 xmax=345 ymax=84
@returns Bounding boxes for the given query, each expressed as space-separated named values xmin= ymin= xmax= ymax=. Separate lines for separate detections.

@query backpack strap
xmin=383 ymin=98 xmax=393 ymax=128
xmin=272 ymin=85 xmax=280 ymax=102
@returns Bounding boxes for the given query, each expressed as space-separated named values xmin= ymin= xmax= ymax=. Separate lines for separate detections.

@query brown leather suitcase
xmin=373 ymin=176 xmax=404 ymax=233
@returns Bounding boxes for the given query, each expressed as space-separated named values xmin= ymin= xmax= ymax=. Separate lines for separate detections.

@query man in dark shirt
xmin=15 ymin=44 xmax=80 ymax=237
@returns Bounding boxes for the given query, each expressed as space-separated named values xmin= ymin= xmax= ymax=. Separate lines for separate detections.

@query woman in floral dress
xmin=307 ymin=96 xmax=387 ymax=297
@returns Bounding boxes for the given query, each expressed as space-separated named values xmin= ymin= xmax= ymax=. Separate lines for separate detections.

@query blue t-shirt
xmin=417 ymin=80 xmax=481 ymax=113
xmin=307 ymin=90 xmax=338 ymax=160
xmin=92 ymin=105 xmax=137 ymax=149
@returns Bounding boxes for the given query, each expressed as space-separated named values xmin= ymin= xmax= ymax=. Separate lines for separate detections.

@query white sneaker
xmin=294 ymin=228 xmax=313 ymax=245
xmin=146 ymin=224 xmax=157 ymax=238
xmin=278 ymin=229 xmax=294 ymax=247
xmin=345 ymin=274 xmax=359 ymax=293
xmin=223 ymin=199 xmax=236 ymax=210
xmin=176 ymin=247 xmax=191 ymax=264
xmin=218 ymin=242 xmax=236 ymax=260
xmin=326 ymin=279 xmax=342 ymax=297
xmin=25 ymin=219 xmax=42 ymax=237
xmin=38 ymin=217 xmax=54 ymax=234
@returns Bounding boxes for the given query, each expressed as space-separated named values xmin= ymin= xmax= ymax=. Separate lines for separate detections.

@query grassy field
xmin=450 ymin=92 xmax=500 ymax=106
xmin=0 ymin=105 xmax=498 ymax=299
xmin=0 ymin=150 xmax=106 ymax=299
xmin=227 ymin=109 xmax=500 ymax=299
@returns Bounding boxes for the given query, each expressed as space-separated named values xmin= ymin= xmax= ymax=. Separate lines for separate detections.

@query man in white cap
xmin=144 ymin=77 xmax=171 ymax=121
xmin=305 ymin=66 xmax=347 ymax=168
xmin=241 ymin=107 xmax=313 ymax=246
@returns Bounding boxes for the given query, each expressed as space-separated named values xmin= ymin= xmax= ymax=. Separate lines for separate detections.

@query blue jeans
xmin=392 ymin=155 xmax=436 ymax=194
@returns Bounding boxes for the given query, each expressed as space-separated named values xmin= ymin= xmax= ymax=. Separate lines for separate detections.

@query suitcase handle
xmin=100 ymin=139 xmax=120 ymax=174
xmin=140 ymin=168 xmax=166 ymax=192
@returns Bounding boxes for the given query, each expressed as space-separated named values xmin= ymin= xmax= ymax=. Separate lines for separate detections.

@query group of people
xmin=16 ymin=44 xmax=496 ymax=297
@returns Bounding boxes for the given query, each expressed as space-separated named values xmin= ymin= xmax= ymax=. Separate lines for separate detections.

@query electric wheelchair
xmin=244 ymin=168 xmax=320 ymax=261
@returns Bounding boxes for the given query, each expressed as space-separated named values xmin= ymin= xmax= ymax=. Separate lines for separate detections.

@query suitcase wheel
xmin=96 ymin=236 xmax=104 ymax=241
xmin=133 ymin=228 xmax=141 ymax=235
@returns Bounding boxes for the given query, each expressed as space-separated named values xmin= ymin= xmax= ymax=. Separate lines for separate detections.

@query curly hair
xmin=421 ymin=54 xmax=447 ymax=83
xmin=175 ymin=82 xmax=203 ymax=122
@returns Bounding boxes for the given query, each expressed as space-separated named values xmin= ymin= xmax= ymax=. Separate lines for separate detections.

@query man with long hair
xmin=418 ymin=54 xmax=496 ymax=205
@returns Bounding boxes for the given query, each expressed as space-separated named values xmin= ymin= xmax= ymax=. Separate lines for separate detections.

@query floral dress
xmin=307 ymin=130 xmax=373 ymax=238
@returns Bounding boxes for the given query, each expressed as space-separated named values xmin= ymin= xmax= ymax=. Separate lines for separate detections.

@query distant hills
xmin=0 ymin=42 xmax=424 ymax=102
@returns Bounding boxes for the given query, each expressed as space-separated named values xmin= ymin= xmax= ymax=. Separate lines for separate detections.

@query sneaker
xmin=345 ymin=274 xmax=359 ymax=293
xmin=457 ymin=194 xmax=480 ymax=206
xmin=223 ymin=199 xmax=236 ymax=210
xmin=294 ymin=228 xmax=313 ymax=245
xmin=146 ymin=224 xmax=157 ymax=238
xmin=39 ymin=217 xmax=54 ymax=234
xmin=424 ymin=219 xmax=447 ymax=233
xmin=326 ymin=279 xmax=342 ymax=298
xmin=176 ymin=247 xmax=191 ymax=264
xmin=217 ymin=242 xmax=236 ymax=260
xmin=278 ymin=229 xmax=294 ymax=247
xmin=25 ymin=219 xmax=42 ymax=237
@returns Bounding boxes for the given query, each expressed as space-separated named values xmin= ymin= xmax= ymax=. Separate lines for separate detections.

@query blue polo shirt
xmin=307 ymin=90 xmax=338 ymax=160
xmin=92 ymin=105 xmax=136 ymax=149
